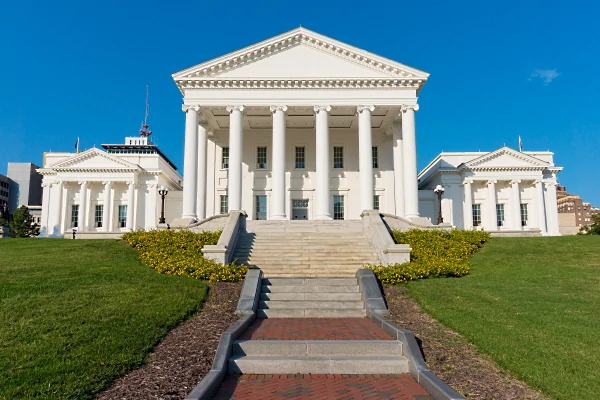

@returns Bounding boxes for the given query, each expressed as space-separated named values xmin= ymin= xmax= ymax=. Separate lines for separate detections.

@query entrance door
xmin=292 ymin=199 xmax=309 ymax=220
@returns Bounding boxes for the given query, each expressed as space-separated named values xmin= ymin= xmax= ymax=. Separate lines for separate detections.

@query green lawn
xmin=0 ymin=239 xmax=208 ymax=400
xmin=405 ymin=236 xmax=600 ymax=400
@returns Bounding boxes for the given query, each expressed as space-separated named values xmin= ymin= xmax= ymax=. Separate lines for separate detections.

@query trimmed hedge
xmin=122 ymin=229 xmax=248 ymax=282
xmin=366 ymin=229 xmax=490 ymax=284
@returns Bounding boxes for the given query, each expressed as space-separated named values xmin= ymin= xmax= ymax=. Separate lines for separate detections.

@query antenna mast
xmin=139 ymin=85 xmax=152 ymax=137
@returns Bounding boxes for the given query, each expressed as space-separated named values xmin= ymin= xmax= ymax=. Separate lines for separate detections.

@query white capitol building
xmin=38 ymin=28 xmax=561 ymax=238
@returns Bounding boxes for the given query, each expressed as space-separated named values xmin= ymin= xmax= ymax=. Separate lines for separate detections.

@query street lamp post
xmin=158 ymin=186 xmax=169 ymax=224
xmin=434 ymin=184 xmax=445 ymax=225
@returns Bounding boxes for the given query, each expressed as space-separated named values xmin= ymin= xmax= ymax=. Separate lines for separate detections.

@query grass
xmin=405 ymin=236 xmax=600 ymax=400
xmin=0 ymin=239 xmax=208 ymax=400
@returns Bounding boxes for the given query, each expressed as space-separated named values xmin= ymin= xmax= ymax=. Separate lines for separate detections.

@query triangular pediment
xmin=463 ymin=147 xmax=550 ymax=169
xmin=50 ymin=148 xmax=139 ymax=171
xmin=173 ymin=27 xmax=429 ymax=91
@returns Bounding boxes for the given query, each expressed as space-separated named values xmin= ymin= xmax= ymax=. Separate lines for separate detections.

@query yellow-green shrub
xmin=122 ymin=229 xmax=248 ymax=282
xmin=366 ymin=229 xmax=490 ymax=284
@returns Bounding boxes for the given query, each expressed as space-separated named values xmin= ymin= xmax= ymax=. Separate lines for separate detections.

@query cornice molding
xmin=464 ymin=147 xmax=550 ymax=169
xmin=49 ymin=148 xmax=140 ymax=171
xmin=175 ymin=78 xmax=424 ymax=91
xmin=172 ymin=28 xmax=429 ymax=95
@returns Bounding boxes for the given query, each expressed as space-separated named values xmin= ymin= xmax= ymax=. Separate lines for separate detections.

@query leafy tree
xmin=578 ymin=213 xmax=600 ymax=235
xmin=9 ymin=206 xmax=40 ymax=238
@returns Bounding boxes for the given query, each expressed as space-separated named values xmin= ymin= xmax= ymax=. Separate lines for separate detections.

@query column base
xmin=315 ymin=215 xmax=333 ymax=221
xmin=270 ymin=215 xmax=287 ymax=221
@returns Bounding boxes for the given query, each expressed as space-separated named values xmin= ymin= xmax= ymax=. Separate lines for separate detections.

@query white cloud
xmin=529 ymin=69 xmax=561 ymax=85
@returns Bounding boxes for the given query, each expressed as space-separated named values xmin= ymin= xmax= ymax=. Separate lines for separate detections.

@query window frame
xmin=295 ymin=146 xmax=306 ymax=169
xmin=255 ymin=195 xmax=267 ymax=220
xmin=220 ymin=195 xmax=228 ymax=215
xmin=256 ymin=145 xmax=268 ymax=170
xmin=472 ymin=204 xmax=481 ymax=227
xmin=496 ymin=203 xmax=505 ymax=227
xmin=333 ymin=146 xmax=344 ymax=169
xmin=221 ymin=147 xmax=229 ymax=170
xmin=118 ymin=205 xmax=127 ymax=228
xmin=94 ymin=205 xmax=103 ymax=228
xmin=333 ymin=195 xmax=345 ymax=220
xmin=373 ymin=195 xmax=380 ymax=211
xmin=520 ymin=203 xmax=528 ymax=227
xmin=71 ymin=204 xmax=79 ymax=228
xmin=372 ymin=146 xmax=379 ymax=169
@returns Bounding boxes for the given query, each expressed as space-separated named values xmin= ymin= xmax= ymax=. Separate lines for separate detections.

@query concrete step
xmin=234 ymin=255 xmax=376 ymax=262
xmin=233 ymin=246 xmax=375 ymax=252
xmin=260 ymin=292 xmax=362 ymax=301
xmin=257 ymin=309 xmax=366 ymax=318
xmin=262 ymin=278 xmax=357 ymax=286
xmin=262 ymin=272 xmax=358 ymax=278
xmin=259 ymin=300 xmax=364 ymax=309
xmin=261 ymin=284 xmax=359 ymax=293
xmin=228 ymin=355 xmax=409 ymax=374
xmin=232 ymin=340 xmax=402 ymax=357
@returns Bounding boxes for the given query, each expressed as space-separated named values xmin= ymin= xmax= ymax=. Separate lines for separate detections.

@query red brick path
xmin=212 ymin=374 xmax=431 ymax=399
xmin=239 ymin=318 xmax=393 ymax=340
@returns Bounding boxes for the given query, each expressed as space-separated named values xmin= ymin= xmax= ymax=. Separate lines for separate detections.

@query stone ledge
xmin=356 ymin=269 xmax=389 ymax=316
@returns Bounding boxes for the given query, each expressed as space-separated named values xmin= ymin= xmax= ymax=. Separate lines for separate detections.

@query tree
xmin=9 ymin=206 xmax=40 ymax=238
xmin=578 ymin=213 xmax=600 ymax=235
xmin=0 ymin=204 xmax=10 ymax=226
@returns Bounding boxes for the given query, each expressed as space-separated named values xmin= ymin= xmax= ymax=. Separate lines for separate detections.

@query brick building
xmin=557 ymin=185 xmax=596 ymax=234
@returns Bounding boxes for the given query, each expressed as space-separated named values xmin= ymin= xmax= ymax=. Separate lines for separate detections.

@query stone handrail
xmin=361 ymin=210 xmax=411 ymax=265
xmin=380 ymin=213 xmax=439 ymax=231
xmin=187 ymin=213 xmax=230 ymax=228
xmin=202 ymin=210 xmax=246 ymax=264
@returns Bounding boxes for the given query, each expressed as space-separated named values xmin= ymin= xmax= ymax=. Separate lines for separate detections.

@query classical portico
xmin=173 ymin=27 xmax=429 ymax=222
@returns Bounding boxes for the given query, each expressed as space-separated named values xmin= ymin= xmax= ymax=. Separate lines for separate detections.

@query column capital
xmin=510 ymin=179 xmax=521 ymax=186
xmin=127 ymin=181 xmax=136 ymax=187
xmin=78 ymin=180 xmax=88 ymax=186
xmin=486 ymin=180 xmax=497 ymax=186
xmin=462 ymin=179 xmax=474 ymax=186
xmin=357 ymin=105 xmax=375 ymax=113
xmin=269 ymin=105 xmax=288 ymax=113
xmin=401 ymin=104 xmax=420 ymax=113
xmin=182 ymin=104 xmax=201 ymax=113
xmin=226 ymin=105 xmax=245 ymax=113
xmin=313 ymin=105 xmax=331 ymax=113
xmin=102 ymin=181 xmax=113 ymax=186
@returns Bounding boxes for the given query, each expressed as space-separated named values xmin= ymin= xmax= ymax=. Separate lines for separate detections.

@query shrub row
xmin=122 ymin=229 xmax=248 ymax=282
xmin=366 ymin=229 xmax=490 ymax=285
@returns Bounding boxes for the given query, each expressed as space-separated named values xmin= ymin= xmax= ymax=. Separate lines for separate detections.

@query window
xmin=220 ymin=195 xmax=228 ymax=214
xmin=472 ymin=204 xmax=481 ymax=227
xmin=520 ymin=203 xmax=528 ymax=226
xmin=256 ymin=146 xmax=267 ymax=169
xmin=71 ymin=205 xmax=79 ymax=228
xmin=496 ymin=204 xmax=505 ymax=227
xmin=255 ymin=195 xmax=267 ymax=220
xmin=95 ymin=205 xmax=103 ymax=228
xmin=333 ymin=195 xmax=344 ymax=220
xmin=373 ymin=195 xmax=380 ymax=210
xmin=295 ymin=146 xmax=305 ymax=169
xmin=333 ymin=146 xmax=344 ymax=168
xmin=372 ymin=146 xmax=378 ymax=168
xmin=118 ymin=205 xmax=127 ymax=228
xmin=222 ymin=147 xmax=229 ymax=169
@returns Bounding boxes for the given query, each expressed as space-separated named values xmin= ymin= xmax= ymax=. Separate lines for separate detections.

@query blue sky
xmin=1 ymin=0 xmax=598 ymax=204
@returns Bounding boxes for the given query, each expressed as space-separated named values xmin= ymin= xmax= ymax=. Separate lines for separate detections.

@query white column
xmin=52 ymin=181 xmax=63 ymax=235
xmin=78 ymin=181 xmax=87 ymax=231
xmin=486 ymin=180 xmax=497 ymax=231
xmin=196 ymin=122 xmax=208 ymax=220
xmin=545 ymin=180 xmax=560 ymax=235
xmin=126 ymin=182 xmax=135 ymax=230
xmin=510 ymin=180 xmax=522 ymax=230
xmin=182 ymin=105 xmax=199 ymax=219
xmin=535 ymin=180 xmax=547 ymax=234
xmin=358 ymin=105 xmax=375 ymax=211
xmin=147 ymin=184 xmax=158 ymax=228
xmin=108 ymin=184 xmax=115 ymax=231
xmin=102 ymin=181 xmax=112 ymax=232
xmin=226 ymin=105 xmax=244 ymax=211
xmin=270 ymin=105 xmax=288 ymax=220
xmin=41 ymin=183 xmax=51 ymax=236
xmin=401 ymin=105 xmax=420 ymax=218
xmin=314 ymin=105 xmax=332 ymax=220
xmin=463 ymin=180 xmax=473 ymax=229
xmin=392 ymin=121 xmax=405 ymax=217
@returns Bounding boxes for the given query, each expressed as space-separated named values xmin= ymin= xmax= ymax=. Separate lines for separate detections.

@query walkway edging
xmin=184 ymin=270 xmax=262 ymax=400
xmin=368 ymin=311 xmax=465 ymax=400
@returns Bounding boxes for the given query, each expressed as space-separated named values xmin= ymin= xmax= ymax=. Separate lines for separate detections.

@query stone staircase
xmin=228 ymin=339 xmax=409 ymax=374
xmin=258 ymin=277 xmax=366 ymax=318
xmin=232 ymin=221 xmax=379 ymax=277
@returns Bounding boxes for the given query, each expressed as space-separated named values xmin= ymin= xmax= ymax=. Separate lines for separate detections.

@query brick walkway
xmin=212 ymin=374 xmax=431 ymax=399
xmin=239 ymin=318 xmax=393 ymax=340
